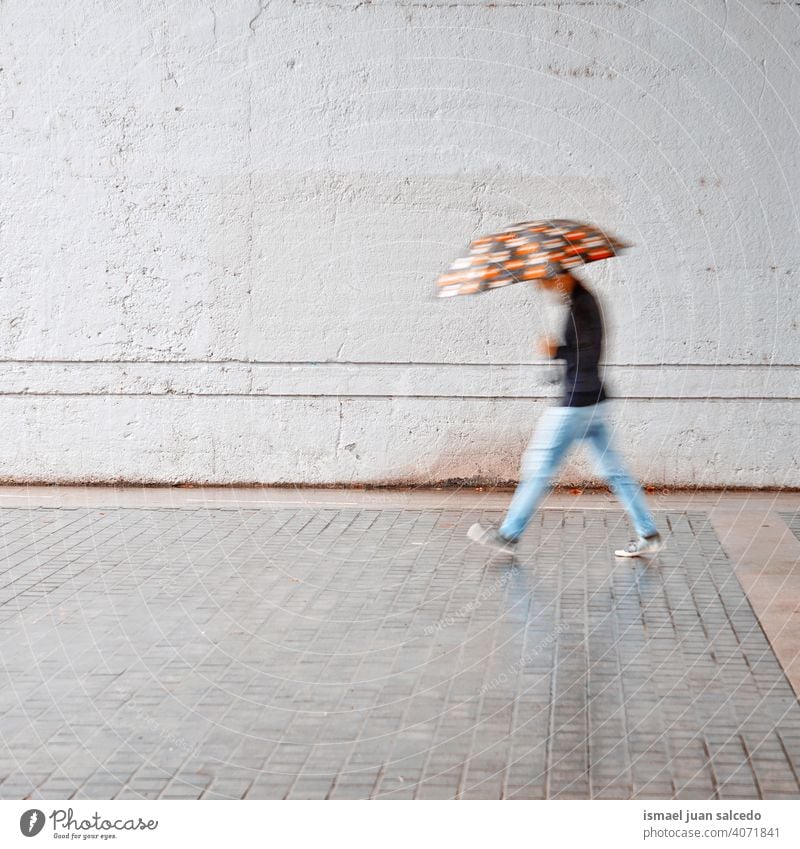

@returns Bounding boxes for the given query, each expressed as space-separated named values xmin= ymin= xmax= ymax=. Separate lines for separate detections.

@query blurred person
xmin=468 ymin=269 xmax=663 ymax=558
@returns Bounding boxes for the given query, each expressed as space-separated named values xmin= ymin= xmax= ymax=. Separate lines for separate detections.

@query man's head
xmin=535 ymin=270 xmax=577 ymax=301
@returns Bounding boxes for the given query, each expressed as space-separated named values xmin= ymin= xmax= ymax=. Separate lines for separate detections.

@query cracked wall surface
xmin=0 ymin=0 xmax=798 ymax=485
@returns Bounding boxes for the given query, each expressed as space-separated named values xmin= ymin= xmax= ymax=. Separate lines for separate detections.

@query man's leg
xmin=498 ymin=407 xmax=579 ymax=542
xmin=583 ymin=408 xmax=659 ymax=540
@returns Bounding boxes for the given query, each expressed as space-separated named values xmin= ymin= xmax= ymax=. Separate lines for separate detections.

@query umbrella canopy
xmin=435 ymin=219 xmax=628 ymax=298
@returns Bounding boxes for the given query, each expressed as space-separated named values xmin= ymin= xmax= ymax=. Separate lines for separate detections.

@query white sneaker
xmin=467 ymin=522 xmax=517 ymax=554
xmin=615 ymin=533 xmax=664 ymax=558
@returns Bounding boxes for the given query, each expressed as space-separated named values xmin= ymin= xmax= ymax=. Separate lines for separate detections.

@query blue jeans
xmin=499 ymin=403 xmax=658 ymax=542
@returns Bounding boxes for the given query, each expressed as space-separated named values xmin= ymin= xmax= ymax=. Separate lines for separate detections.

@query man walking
xmin=468 ymin=269 xmax=663 ymax=558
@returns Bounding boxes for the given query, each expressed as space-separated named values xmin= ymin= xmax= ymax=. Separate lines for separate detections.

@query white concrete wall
xmin=0 ymin=0 xmax=798 ymax=487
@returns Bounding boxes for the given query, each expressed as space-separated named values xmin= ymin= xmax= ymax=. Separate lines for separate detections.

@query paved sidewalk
xmin=781 ymin=511 xmax=800 ymax=543
xmin=0 ymin=494 xmax=799 ymax=799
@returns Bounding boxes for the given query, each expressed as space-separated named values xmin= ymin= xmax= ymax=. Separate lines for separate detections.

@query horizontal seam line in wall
xmin=0 ymin=361 xmax=796 ymax=368
xmin=0 ymin=393 xmax=795 ymax=401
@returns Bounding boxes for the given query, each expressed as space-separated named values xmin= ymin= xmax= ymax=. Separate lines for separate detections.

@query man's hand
xmin=537 ymin=336 xmax=559 ymax=359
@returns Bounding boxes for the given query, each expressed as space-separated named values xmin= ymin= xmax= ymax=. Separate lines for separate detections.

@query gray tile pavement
xmin=780 ymin=511 xmax=800 ymax=543
xmin=0 ymin=505 xmax=798 ymax=799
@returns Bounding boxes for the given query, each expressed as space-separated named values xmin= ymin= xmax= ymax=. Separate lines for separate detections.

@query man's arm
xmin=537 ymin=337 xmax=561 ymax=358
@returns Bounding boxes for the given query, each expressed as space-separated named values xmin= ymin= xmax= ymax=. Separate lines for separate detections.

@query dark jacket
xmin=553 ymin=280 xmax=607 ymax=407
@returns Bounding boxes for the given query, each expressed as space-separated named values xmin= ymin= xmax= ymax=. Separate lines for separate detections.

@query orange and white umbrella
xmin=435 ymin=219 xmax=628 ymax=298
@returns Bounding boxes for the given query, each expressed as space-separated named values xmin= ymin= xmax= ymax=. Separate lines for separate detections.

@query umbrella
xmin=435 ymin=219 xmax=628 ymax=298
